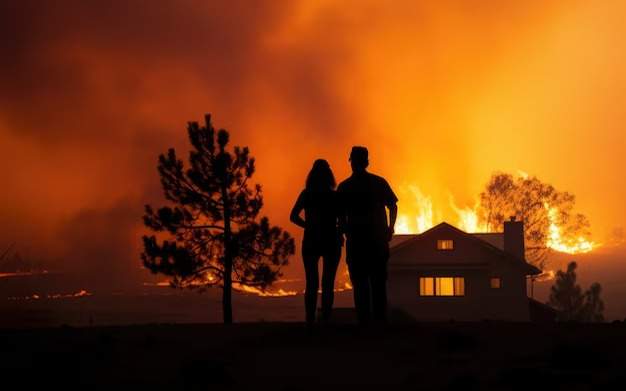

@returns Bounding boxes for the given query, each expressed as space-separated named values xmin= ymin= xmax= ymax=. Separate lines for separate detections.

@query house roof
xmin=391 ymin=222 xmax=541 ymax=275
xmin=471 ymin=233 xmax=504 ymax=250
xmin=389 ymin=234 xmax=419 ymax=249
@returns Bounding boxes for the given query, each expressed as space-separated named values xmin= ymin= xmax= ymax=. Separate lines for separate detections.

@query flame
xmin=331 ymin=270 xmax=353 ymax=293
xmin=142 ymin=280 xmax=171 ymax=287
xmin=144 ymin=274 xmax=300 ymax=297
xmin=328 ymin=281 xmax=353 ymax=293
xmin=397 ymin=185 xmax=435 ymax=234
xmin=7 ymin=289 xmax=92 ymax=301
xmin=47 ymin=289 xmax=92 ymax=299
xmin=233 ymin=283 xmax=298 ymax=297
xmin=449 ymin=197 xmax=488 ymax=233
xmin=0 ymin=270 xmax=50 ymax=278
xmin=395 ymin=215 xmax=411 ymax=234
xmin=534 ymin=270 xmax=556 ymax=282
xmin=398 ymin=189 xmax=487 ymax=235
xmin=395 ymin=186 xmax=597 ymax=255
xmin=545 ymin=203 xmax=596 ymax=254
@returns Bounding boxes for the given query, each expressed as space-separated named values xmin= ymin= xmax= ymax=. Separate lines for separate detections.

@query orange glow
xmin=7 ymin=290 xmax=92 ymax=301
xmin=449 ymin=197 xmax=488 ymax=233
xmin=1 ymin=1 xmax=624 ymax=291
xmin=545 ymin=204 xmax=596 ymax=254
xmin=233 ymin=283 xmax=298 ymax=297
xmin=396 ymin=187 xmax=598 ymax=255
xmin=396 ymin=186 xmax=435 ymax=234
xmin=0 ymin=271 xmax=49 ymax=279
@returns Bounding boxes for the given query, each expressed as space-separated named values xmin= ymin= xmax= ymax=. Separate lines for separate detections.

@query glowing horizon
xmin=0 ymin=1 xmax=624 ymax=286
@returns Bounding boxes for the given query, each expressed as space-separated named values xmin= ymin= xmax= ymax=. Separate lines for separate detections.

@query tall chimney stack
xmin=504 ymin=216 xmax=525 ymax=260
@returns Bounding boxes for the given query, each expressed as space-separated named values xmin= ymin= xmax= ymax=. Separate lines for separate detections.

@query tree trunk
xmin=222 ymin=185 xmax=233 ymax=324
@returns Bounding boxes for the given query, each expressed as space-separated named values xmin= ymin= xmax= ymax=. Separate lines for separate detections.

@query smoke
xmin=54 ymin=199 xmax=144 ymax=289
xmin=0 ymin=0 xmax=364 ymax=288
xmin=1 ymin=0 xmax=625 ymax=291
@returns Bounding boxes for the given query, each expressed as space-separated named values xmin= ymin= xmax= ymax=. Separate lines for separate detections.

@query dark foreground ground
xmin=2 ymin=321 xmax=626 ymax=390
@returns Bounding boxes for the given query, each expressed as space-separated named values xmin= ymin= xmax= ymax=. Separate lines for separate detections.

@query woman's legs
xmin=320 ymin=252 xmax=340 ymax=321
xmin=302 ymin=254 xmax=320 ymax=324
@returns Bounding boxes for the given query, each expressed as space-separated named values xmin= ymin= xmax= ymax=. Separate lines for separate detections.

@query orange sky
xmin=1 ymin=0 xmax=625 ymax=287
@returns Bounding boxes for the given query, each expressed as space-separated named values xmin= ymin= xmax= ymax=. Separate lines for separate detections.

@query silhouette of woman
xmin=290 ymin=159 xmax=342 ymax=325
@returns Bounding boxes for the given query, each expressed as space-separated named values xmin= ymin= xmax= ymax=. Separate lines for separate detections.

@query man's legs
xmin=320 ymin=252 xmax=340 ymax=321
xmin=371 ymin=258 xmax=388 ymax=322
xmin=347 ymin=260 xmax=371 ymax=324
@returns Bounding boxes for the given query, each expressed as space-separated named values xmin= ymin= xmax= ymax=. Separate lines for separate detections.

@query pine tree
xmin=141 ymin=114 xmax=295 ymax=323
xmin=548 ymin=261 xmax=604 ymax=322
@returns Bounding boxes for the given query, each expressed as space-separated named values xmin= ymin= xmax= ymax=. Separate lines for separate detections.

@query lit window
xmin=437 ymin=240 xmax=454 ymax=250
xmin=490 ymin=277 xmax=502 ymax=289
xmin=419 ymin=277 xmax=464 ymax=296
xmin=420 ymin=277 xmax=434 ymax=296
xmin=455 ymin=277 xmax=465 ymax=295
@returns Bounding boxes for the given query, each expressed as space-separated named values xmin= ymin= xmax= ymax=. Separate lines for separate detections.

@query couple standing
xmin=290 ymin=146 xmax=398 ymax=325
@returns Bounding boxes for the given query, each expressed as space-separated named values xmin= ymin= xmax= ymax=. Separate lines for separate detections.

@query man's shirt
xmin=337 ymin=171 xmax=398 ymax=244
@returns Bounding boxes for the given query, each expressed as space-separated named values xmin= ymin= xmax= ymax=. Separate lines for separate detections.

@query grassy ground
xmin=2 ymin=321 xmax=626 ymax=390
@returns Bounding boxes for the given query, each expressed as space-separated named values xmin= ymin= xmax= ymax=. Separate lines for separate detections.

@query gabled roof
xmin=471 ymin=233 xmax=504 ymax=250
xmin=391 ymin=222 xmax=541 ymax=275
xmin=389 ymin=234 xmax=418 ymax=249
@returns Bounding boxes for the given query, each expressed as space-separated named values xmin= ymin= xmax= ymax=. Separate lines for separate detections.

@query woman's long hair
xmin=306 ymin=159 xmax=336 ymax=191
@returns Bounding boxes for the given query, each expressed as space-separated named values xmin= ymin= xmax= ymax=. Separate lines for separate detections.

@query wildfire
xmin=396 ymin=185 xmax=435 ymax=234
xmin=395 ymin=186 xmax=597 ymax=255
xmin=395 ymin=215 xmax=411 ymax=235
xmin=142 ymin=281 xmax=171 ymax=287
xmin=233 ymin=283 xmax=298 ymax=297
xmin=545 ymin=204 xmax=596 ymax=254
xmin=449 ymin=197 xmax=488 ymax=233
xmin=0 ymin=270 xmax=50 ymax=279
xmin=330 ymin=279 xmax=353 ymax=293
xmin=7 ymin=289 xmax=92 ymax=301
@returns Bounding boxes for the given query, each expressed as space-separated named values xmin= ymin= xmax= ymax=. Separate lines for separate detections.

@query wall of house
xmin=388 ymin=266 xmax=530 ymax=321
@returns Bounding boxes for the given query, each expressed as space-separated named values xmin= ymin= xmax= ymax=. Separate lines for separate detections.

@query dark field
xmin=2 ymin=321 xmax=626 ymax=390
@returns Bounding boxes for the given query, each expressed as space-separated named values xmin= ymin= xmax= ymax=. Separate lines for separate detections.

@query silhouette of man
xmin=338 ymin=146 xmax=398 ymax=324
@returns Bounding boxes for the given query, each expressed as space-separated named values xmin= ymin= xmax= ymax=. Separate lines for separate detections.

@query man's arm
xmin=382 ymin=177 xmax=399 ymax=242
xmin=336 ymin=187 xmax=347 ymax=239
xmin=387 ymin=202 xmax=398 ymax=241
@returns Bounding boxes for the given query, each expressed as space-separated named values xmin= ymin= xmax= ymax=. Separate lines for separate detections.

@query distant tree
xmin=141 ymin=114 xmax=295 ymax=324
xmin=477 ymin=172 xmax=591 ymax=272
xmin=548 ymin=262 xmax=585 ymax=321
xmin=548 ymin=261 xmax=604 ymax=322
xmin=581 ymin=282 xmax=604 ymax=322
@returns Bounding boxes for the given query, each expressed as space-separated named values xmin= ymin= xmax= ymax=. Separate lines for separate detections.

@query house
xmin=388 ymin=217 xmax=542 ymax=321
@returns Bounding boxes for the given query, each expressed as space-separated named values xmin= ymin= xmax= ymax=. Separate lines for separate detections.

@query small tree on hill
xmin=141 ymin=114 xmax=295 ymax=324
xmin=548 ymin=261 xmax=604 ymax=322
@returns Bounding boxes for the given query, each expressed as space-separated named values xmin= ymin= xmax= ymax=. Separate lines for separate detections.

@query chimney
xmin=504 ymin=216 xmax=525 ymax=260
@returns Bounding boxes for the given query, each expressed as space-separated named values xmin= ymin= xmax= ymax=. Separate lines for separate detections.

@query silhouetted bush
xmin=548 ymin=261 xmax=604 ymax=322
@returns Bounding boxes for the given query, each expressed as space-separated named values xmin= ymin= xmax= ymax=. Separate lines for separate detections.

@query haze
xmin=1 ymin=1 xmax=624 ymax=293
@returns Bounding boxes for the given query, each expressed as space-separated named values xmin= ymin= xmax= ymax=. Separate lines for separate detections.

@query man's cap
xmin=349 ymin=146 xmax=368 ymax=161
